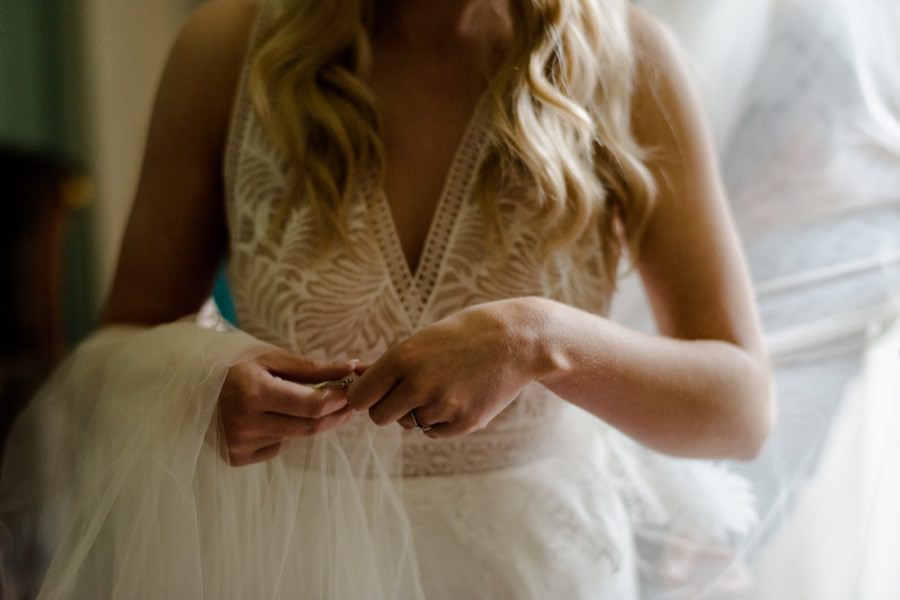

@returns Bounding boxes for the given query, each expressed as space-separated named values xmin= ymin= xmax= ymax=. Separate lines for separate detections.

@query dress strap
xmin=223 ymin=0 xmax=275 ymax=205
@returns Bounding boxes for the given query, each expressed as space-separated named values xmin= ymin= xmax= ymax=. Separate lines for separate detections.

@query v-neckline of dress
xmin=365 ymin=92 xmax=492 ymax=327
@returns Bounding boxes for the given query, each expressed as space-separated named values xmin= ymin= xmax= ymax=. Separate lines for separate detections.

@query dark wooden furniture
xmin=0 ymin=146 xmax=89 ymax=449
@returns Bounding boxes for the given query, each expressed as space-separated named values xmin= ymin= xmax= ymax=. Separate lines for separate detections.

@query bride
xmin=1 ymin=0 xmax=773 ymax=597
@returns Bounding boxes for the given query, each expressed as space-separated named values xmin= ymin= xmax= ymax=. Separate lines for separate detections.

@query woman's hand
xmin=219 ymin=350 xmax=360 ymax=466
xmin=346 ymin=299 xmax=548 ymax=438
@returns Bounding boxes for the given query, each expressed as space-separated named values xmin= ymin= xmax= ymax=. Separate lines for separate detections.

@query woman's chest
xmin=225 ymin=117 xmax=612 ymax=358
xmin=375 ymin=82 xmax=490 ymax=278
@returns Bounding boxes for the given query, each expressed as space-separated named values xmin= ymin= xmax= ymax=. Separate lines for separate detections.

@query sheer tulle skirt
xmin=1 ymin=320 xmax=759 ymax=599
xmin=2 ymin=322 xmax=419 ymax=599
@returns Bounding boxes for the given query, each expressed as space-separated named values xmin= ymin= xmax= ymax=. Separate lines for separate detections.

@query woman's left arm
xmin=529 ymin=9 xmax=774 ymax=460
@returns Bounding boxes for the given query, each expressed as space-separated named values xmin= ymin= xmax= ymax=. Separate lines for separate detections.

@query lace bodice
xmin=222 ymin=8 xmax=613 ymax=476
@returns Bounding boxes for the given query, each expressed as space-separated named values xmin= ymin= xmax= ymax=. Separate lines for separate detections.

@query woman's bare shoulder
xmin=180 ymin=0 xmax=261 ymax=51
xmin=166 ymin=0 xmax=262 ymax=142
xmin=627 ymin=5 xmax=684 ymax=77
xmin=625 ymin=5 xmax=711 ymax=162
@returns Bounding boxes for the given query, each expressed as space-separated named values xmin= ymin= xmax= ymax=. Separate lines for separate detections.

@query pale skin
xmin=99 ymin=0 xmax=774 ymax=467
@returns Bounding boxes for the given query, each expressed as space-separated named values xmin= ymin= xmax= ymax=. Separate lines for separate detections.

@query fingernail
xmin=346 ymin=359 xmax=360 ymax=370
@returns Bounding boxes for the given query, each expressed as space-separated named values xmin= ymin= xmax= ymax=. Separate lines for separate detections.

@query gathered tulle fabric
xmin=0 ymin=321 xmax=424 ymax=599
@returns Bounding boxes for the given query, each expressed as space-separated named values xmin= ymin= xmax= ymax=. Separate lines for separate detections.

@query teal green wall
xmin=0 ymin=0 xmax=84 ymax=157
xmin=1 ymin=0 xmax=95 ymax=344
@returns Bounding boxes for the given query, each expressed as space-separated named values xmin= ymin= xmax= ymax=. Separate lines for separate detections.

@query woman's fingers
xmin=221 ymin=352 xmax=363 ymax=468
xmin=420 ymin=420 xmax=472 ymax=439
xmin=352 ymin=362 xmax=373 ymax=375
xmin=346 ymin=351 xmax=403 ymax=412
xmin=367 ymin=377 xmax=431 ymax=426
xmin=226 ymin=406 xmax=355 ymax=466
xmin=385 ymin=386 xmax=457 ymax=432
xmin=259 ymin=349 xmax=359 ymax=384
xmin=229 ymin=441 xmax=282 ymax=467
xmin=262 ymin=375 xmax=349 ymax=418
xmin=408 ymin=401 xmax=453 ymax=430
xmin=251 ymin=442 xmax=282 ymax=462
xmin=396 ymin=412 xmax=417 ymax=430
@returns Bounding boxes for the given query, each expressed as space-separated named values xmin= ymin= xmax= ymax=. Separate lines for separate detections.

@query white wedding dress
xmin=0 ymin=3 xmax=761 ymax=599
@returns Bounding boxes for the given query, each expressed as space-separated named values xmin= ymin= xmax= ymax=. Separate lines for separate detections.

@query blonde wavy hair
xmin=249 ymin=0 xmax=656 ymax=284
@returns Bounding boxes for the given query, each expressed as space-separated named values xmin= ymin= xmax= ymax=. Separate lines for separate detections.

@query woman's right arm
xmin=97 ymin=0 xmax=255 ymax=327
xmin=98 ymin=1 xmax=357 ymax=466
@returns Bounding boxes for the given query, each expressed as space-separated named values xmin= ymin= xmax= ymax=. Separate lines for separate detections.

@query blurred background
xmin=1 ymin=0 xmax=199 ymax=342
xmin=1 ymin=0 xmax=898 ymax=597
